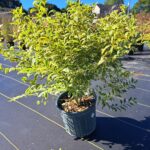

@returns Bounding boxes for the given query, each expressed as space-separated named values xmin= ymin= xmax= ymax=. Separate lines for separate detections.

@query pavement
xmin=0 ymin=46 xmax=150 ymax=150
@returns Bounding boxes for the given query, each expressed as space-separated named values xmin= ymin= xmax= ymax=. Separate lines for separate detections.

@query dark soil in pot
xmin=61 ymin=95 xmax=95 ymax=112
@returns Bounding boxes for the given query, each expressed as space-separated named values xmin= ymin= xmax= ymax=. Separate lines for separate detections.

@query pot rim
xmin=56 ymin=92 xmax=96 ymax=115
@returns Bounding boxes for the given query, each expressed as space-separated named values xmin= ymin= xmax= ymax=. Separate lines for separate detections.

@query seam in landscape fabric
xmin=0 ymin=131 xmax=20 ymax=150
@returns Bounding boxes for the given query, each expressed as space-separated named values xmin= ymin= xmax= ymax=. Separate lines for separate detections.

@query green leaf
xmin=36 ymin=100 xmax=41 ymax=105
xmin=0 ymin=64 xmax=2 ymax=70
xmin=22 ymin=77 xmax=27 ymax=82
xmin=4 ymin=68 xmax=10 ymax=74
xmin=98 ymin=57 xmax=106 ymax=65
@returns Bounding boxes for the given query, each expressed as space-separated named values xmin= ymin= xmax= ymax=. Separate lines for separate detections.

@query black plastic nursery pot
xmin=56 ymin=92 xmax=96 ymax=138
xmin=137 ymin=43 xmax=144 ymax=51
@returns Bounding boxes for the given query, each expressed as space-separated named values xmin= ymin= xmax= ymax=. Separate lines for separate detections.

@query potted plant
xmin=0 ymin=0 xmax=138 ymax=138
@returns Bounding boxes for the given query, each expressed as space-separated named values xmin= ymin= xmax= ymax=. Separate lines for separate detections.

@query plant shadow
xmin=83 ymin=117 xmax=150 ymax=150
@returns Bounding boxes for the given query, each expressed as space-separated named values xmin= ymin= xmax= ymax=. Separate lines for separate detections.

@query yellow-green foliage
xmin=0 ymin=0 xmax=138 ymax=110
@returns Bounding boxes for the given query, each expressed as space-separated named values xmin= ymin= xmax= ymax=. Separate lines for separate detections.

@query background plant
xmin=132 ymin=0 xmax=150 ymax=14
xmin=0 ymin=13 xmax=14 ymax=44
xmin=0 ymin=0 xmax=138 ymax=110
xmin=135 ymin=12 xmax=150 ymax=47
